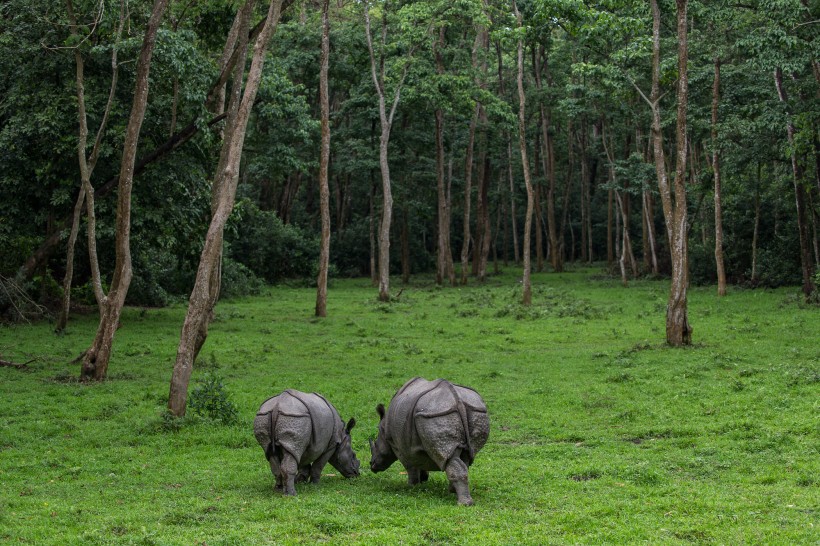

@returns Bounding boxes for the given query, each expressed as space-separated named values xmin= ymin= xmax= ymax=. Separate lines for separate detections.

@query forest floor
xmin=0 ymin=266 xmax=818 ymax=545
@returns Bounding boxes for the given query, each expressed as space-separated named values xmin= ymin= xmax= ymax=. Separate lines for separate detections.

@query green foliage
xmin=226 ymin=200 xmax=320 ymax=284
xmin=188 ymin=372 xmax=239 ymax=425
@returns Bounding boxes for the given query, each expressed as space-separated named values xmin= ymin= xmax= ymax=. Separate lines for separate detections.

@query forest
xmin=1 ymin=0 xmax=817 ymax=309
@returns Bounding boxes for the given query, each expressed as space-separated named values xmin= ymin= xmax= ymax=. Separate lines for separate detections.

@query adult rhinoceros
xmin=369 ymin=377 xmax=489 ymax=505
xmin=253 ymin=389 xmax=360 ymax=495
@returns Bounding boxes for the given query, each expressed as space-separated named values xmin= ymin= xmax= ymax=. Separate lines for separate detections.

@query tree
xmin=363 ymin=0 xmax=415 ymax=302
xmin=315 ymin=0 xmax=332 ymax=317
xmin=513 ymin=0 xmax=533 ymax=305
xmin=168 ymin=0 xmax=287 ymax=417
xmin=80 ymin=0 xmax=170 ymax=380
xmin=57 ymin=0 xmax=126 ymax=332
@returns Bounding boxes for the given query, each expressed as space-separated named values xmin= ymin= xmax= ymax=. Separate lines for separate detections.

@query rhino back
xmin=254 ymin=390 xmax=339 ymax=464
xmin=386 ymin=378 xmax=488 ymax=470
xmin=279 ymin=391 xmax=338 ymax=463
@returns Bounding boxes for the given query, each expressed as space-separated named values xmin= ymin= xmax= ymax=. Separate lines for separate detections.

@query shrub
xmin=188 ymin=372 xmax=239 ymax=425
xmin=227 ymin=200 xmax=319 ymax=283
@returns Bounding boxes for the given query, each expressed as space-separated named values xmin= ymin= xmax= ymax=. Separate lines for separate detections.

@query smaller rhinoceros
xmin=253 ymin=390 xmax=360 ymax=495
xmin=369 ymin=377 xmax=489 ymax=505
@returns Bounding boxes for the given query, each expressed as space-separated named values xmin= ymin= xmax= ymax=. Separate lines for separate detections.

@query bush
xmin=227 ymin=201 xmax=319 ymax=283
xmin=219 ymin=257 xmax=264 ymax=299
xmin=188 ymin=372 xmax=239 ymax=425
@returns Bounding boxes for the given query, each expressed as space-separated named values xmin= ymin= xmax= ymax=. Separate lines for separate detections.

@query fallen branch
xmin=0 ymin=357 xmax=36 ymax=369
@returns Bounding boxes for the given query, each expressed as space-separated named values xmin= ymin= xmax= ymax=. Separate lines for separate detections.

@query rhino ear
xmin=345 ymin=418 xmax=356 ymax=433
xmin=376 ymin=404 xmax=385 ymax=420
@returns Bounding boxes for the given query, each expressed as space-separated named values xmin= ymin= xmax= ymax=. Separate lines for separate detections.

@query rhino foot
xmin=457 ymin=495 xmax=474 ymax=506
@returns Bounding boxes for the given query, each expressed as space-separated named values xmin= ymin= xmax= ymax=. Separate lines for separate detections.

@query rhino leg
xmin=444 ymin=455 xmax=473 ymax=506
xmin=296 ymin=465 xmax=310 ymax=484
xmin=280 ymin=451 xmax=299 ymax=496
xmin=308 ymin=449 xmax=335 ymax=484
xmin=265 ymin=451 xmax=284 ymax=492
xmin=406 ymin=468 xmax=429 ymax=485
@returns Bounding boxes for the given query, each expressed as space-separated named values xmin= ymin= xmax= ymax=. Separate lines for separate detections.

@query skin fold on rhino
xmin=370 ymin=377 xmax=490 ymax=505
xmin=253 ymin=389 xmax=360 ymax=496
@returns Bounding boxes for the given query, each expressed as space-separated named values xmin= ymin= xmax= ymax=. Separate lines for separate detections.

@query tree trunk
xmin=648 ymin=0 xmax=692 ymax=346
xmin=751 ymin=164 xmax=761 ymax=282
xmin=401 ymin=207 xmax=410 ymax=284
xmin=168 ymin=0 xmax=283 ymax=417
xmin=774 ymin=67 xmax=816 ymax=298
xmin=79 ymin=0 xmax=169 ymax=380
xmin=507 ymin=138 xmax=520 ymax=265
xmin=666 ymin=0 xmax=692 ymax=345
xmin=58 ymin=0 xmax=124 ymax=332
xmin=369 ymin=176 xmax=377 ymax=285
xmin=315 ymin=0 xmax=331 ymax=317
xmin=476 ymin=153 xmax=492 ymax=282
xmin=364 ymin=3 xmax=413 ymax=302
xmin=711 ymin=57 xmax=727 ymax=296
xmin=434 ymin=28 xmax=454 ymax=286
xmin=533 ymin=131 xmax=544 ymax=273
xmin=461 ymin=104 xmax=478 ymax=284
xmin=513 ymin=0 xmax=533 ymax=306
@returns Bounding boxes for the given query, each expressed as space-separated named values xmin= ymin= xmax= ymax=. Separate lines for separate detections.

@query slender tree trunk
xmin=315 ymin=0 xmax=331 ymax=317
xmin=461 ymin=104 xmax=478 ymax=284
xmin=169 ymin=0 xmax=283 ymax=417
xmin=711 ymin=57 xmax=727 ymax=296
xmin=607 ymin=188 xmax=614 ymax=270
xmin=58 ymin=0 xmax=124 ymax=332
xmin=364 ymin=3 xmax=413 ymax=302
xmin=774 ymin=67 xmax=816 ymax=298
xmin=79 ymin=0 xmax=169 ymax=380
xmin=513 ymin=0 xmax=533 ymax=305
xmin=401 ymin=207 xmax=410 ymax=284
xmin=434 ymin=28 xmax=453 ymax=286
xmin=751 ymin=164 xmax=761 ymax=282
xmin=477 ymin=153 xmax=492 ymax=281
xmin=507 ymin=138 xmax=519 ymax=264
xmin=579 ymin=126 xmax=589 ymax=263
xmin=369 ymin=177 xmax=377 ymax=285
xmin=533 ymin=130 xmax=544 ymax=272
xmin=644 ymin=191 xmax=659 ymax=275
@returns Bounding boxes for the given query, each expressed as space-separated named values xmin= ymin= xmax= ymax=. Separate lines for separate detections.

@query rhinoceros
xmin=369 ymin=377 xmax=489 ymax=505
xmin=253 ymin=389 xmax=360 ymax=495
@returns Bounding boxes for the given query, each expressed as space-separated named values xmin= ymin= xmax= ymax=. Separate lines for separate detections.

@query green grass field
xmin=1 ymin=267 xmax=818 ymax=544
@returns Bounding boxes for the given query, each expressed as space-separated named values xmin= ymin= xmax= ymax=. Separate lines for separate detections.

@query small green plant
xmin=188 ymin=372 xmax=239 ymax=425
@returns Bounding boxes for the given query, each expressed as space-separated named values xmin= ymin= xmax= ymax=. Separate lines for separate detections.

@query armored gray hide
xmin=371 ymin=377 xmax=489 ymax=505
xmin=254 ymin=389 xmax=359 ymax=496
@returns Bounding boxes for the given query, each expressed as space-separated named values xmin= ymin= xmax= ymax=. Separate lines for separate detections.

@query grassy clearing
xmin=1 ymin=267 xmax=818 ymax=544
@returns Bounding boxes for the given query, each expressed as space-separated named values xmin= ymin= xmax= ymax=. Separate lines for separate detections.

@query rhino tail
xmin=443 ymin=382 xmax=475 ymax=464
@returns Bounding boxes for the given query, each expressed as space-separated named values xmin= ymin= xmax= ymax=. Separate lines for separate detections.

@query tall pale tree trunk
xmin=315 ymin=0 xmax=331 ymax=316
xmin=59 ymin=0 xmax=124 ymax=332
xmin=364 ymin=3 xmax=413 ymax=301
xmin=513 ymin=0 xmax=533 ymax=305
xmin=461 ymin=105 xmax=478 ymax=284
xmin=434 ymin=27 xmax=455 ymax=286
xmin=711 ymin=56 xmax=727 ymax=296
xmin=169 ymin=0 xmax=284 ymax=417
xmin=645 ymin=0 xmax=692 ymax=346
xmin=667 ymin=0 xmax=692 ymax=345
xmin=79 ymin=0 xmax=169 ymax=380
xmin=774 ymin=67 xmax=816 ymax=299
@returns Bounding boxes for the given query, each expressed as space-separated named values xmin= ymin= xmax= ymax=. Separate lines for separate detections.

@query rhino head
xmin=369 ymin=403 xmax=397 ymax=473
xmin=330 ymin=418 xmax=361 ymax=478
